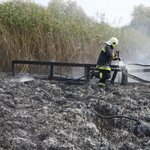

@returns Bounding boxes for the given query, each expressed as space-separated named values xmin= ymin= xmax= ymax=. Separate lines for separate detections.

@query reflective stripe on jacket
xmin=97 ymin=44 xmax=115 ymax=68
xmin=96 ymin=65 xmax=111 ymax=71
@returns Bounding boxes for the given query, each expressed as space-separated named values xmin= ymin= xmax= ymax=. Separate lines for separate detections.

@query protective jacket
xmin=96 ymin=44 xmax=115 ymax=70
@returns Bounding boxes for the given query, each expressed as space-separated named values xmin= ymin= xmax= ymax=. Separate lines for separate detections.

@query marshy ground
xmin=0 ymin=72 xmax=150 ymax=150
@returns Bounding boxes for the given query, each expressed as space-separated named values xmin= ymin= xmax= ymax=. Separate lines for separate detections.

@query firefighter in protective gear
xmin=91 ymin=37 xmax=119 ymax=87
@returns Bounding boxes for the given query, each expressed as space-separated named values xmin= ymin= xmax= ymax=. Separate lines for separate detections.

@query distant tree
xmin=130 ymin=4 xmax=150 ymax=35
xmin=48 ymin=0 xmax=87 ymax=19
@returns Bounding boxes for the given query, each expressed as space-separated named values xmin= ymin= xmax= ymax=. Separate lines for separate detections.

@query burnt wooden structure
xmin=12 ymin=60 xmax=122 ymax=83
xmin=12 ymin=60 xmax=150 ymax=84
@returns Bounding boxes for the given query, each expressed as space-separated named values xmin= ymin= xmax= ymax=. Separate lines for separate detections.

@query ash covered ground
xmin=1 ymin=72 xmax=150 ymax=150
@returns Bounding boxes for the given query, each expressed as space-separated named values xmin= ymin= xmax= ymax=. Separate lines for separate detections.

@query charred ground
xmin=0 ymin=72 xmax=150 ymax=150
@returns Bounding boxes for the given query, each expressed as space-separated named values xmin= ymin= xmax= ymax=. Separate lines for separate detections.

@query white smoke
xmin=9 ymin=75 xmax=34 ymax=83
xmin=119 ymin=61 xmax=126 ymax=67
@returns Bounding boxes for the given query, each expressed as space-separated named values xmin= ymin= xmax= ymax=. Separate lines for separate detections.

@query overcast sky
xmin=74 ymin=0 xmax=150 ymax=26
xmin=1 ymin=0 xmax=150 ymax=26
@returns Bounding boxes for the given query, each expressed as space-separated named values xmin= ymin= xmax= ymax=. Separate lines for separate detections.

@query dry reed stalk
xmin=1 ymin=1 xmax=150 ymax=72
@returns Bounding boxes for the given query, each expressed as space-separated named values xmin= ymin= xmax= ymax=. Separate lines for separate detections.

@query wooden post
xmin=49 ymin=65 xmax=53 ymax=80
xmin=121 ymin=66 xmax=128 ymax=84
xmin=85 ymin=67 xmax=90 ymax=82
xmin=12 ymin=61 xmax=15 ymax=76
xmin=111 ymin=70 xmax=118 ymax=83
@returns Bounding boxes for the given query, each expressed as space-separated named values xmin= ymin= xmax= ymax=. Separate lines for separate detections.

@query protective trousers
xmin=93 ymin=69 xmax=111 ymax=86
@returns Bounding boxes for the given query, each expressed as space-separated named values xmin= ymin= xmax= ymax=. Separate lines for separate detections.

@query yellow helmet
xmin=105 ymin=37 xmax=118 ymax=46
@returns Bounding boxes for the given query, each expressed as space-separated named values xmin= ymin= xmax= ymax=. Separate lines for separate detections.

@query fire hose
xmin=58 ymin=51 xmax=150 ymax=84
xmin=59 ymin=52 xmax=120 ymax=83
xmin=91 ymin=107 xmax=139 ymax=122
xmin=33 ymin=87 xmax=140 ymax=122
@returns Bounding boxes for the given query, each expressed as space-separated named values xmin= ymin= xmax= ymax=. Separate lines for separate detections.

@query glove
xmin=115 ymin=52 xmax=119 ymax=57
xmin=113 ymin=57 xmax=121 ymax=61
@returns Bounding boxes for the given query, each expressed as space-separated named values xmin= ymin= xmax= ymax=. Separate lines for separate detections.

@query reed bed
xmin=0 ymin=0 xmax=150 ymax=73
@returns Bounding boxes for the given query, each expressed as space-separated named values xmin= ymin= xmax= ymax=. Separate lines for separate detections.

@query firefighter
xmin=91 ymin=37 xmax=120 ymax=87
